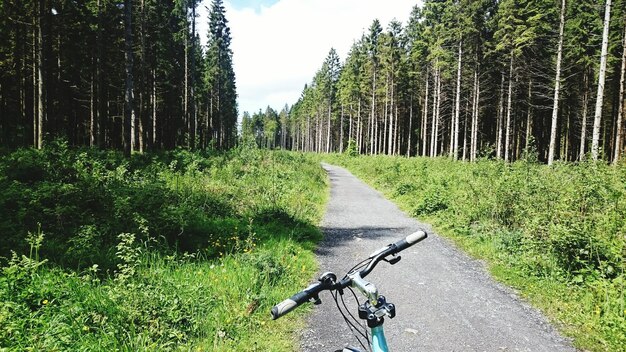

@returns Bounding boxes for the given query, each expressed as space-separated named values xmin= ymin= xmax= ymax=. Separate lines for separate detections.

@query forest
xmin=243 ymin=0 xmax=626 ymax=164
xmin=1 ymin=0 xmax=625 ymax=350
xmin=0 ymin=0 xmax=238 ymax=154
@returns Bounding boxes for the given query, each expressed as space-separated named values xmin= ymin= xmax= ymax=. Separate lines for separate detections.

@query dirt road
xmin=299 ymin=163 xmax=575 ymax=352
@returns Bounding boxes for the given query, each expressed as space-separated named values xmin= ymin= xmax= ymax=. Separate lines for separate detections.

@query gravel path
xmin=299 ymin=163 xmax=576 ymax=352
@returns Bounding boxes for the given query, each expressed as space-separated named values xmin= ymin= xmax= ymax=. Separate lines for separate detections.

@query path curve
xmin=299 ymin=163 xmax=575 ymax=352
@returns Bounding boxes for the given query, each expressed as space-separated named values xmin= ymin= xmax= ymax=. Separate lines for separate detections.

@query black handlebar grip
xmin=270 ymin=287 xmax=314 ymax=320
xmin=393 ymin=231 xmax=427 ymax=253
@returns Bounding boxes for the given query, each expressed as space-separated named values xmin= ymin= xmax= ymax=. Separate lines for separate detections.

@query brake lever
xmin=311 ymin=293 xmax=322 ymax=305
xmin=383 ymin=255 xmax=401 ymax=265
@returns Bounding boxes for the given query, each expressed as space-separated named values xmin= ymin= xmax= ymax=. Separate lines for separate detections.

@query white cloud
xmin=198 ymin=0 xmax=420 ymax=117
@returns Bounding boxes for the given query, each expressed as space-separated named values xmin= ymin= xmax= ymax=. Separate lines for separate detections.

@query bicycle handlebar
xmin=360 ymin=231 xmax=428 ymax=277
xmin=395 ymin=231 xmax=428 ymax=252
xmin=270 ymin=231 xmax=427 ymax=320
xmin=271 ymin=282 xmax=324 ymax=319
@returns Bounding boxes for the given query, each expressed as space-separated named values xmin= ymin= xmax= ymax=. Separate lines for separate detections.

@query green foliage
xmin=0 ymin=236 xmax=318 ymax=351
xmin=0 ymin=147 xmax=327 ymax=350
xmin=325 ymin=154 xmax=626 ymax=351
xmin=0 ymin=145 xmax=324 ymax=267
xmin=344 ymin=139 xmax=359 ymax=157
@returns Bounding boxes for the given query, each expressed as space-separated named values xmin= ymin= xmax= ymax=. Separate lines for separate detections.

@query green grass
xmin=0 ymin=144 xmax=329 ymax=351
xmin=1 ymin=237 xmax=317 ymax=351
xmin=322 ymin=153 xmax=626 ymax=352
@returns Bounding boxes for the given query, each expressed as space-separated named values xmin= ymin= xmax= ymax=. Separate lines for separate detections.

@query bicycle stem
xmin=349 ymin=271 xmax=379 ymax=306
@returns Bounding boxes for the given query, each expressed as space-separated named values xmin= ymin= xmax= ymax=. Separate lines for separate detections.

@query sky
xmin=197 ymin=0 xmax=420 ymax=117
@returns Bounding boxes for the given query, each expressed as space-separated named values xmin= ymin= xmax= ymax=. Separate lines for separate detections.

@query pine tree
xmin=205 ymin=0 xmax=237 ymax=149
xmin=366 ymin=20 xmax=383 ymax=155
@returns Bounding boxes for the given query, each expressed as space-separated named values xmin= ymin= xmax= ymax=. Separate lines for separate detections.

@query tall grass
xmin=0 ymin=144 xmax=328 ymax=350
xmin=324 ymin=154 xmax=625 ymax=351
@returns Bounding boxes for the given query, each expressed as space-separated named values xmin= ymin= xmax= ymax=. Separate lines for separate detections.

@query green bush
xmin=324 ymin=153 xmax=626 ymax=351
xmin=0 ymin=146 xmax=327 ymax=350
xmin=0 ymin=146 xmax=325 ymax=268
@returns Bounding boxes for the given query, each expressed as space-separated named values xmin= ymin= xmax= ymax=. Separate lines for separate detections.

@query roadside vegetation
xmin=0 ymin=142 xmax=327 ymax=351
xmin=324 ymin=153 xmax=625 ymax=352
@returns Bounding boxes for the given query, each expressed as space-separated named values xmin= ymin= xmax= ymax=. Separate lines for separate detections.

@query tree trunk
xmin=470 ymin=65 xmax=481 ymax=161
xmin=407 ymin=95 xmax=413 ymax=157
xmin=357 ymin=98 xmax=362 ymax=153
xmin=430 ymin=66 xmax=439 ymax=157
xmin=434 ymin=67 xmax=442 ymax=157
xmin=563 ymin=110 xmax=570 ymax=159
xmin=388 ymin=75 xmax=394 ymax=154
xmin=496 ymin=74 xmax=505 ymax=159
xmin=152 ymin=68 xmax=157 ymax=148
xmin=305 ymin=116 xmax=310 ymax=151
xmin=184 ymin=7 xmax=189 ymax=148
xmin=579 ymin=71 xmax=589 ymax=160
xmin=422 ymin=68 xmax=429 ymax=157
xmin=525 ymin=79 xmax=533 ymax=151
xmin=17 ymin=22 xmax=26 ymax=145
xmin=613 ymin=20 xmax=626 ymax=165
xmin=370 ymin=68 xmax=377 ymax=155
xmin=390 ymin=77 xmax=396 ymax=155
xmin=383 ymin=75 xmax=389 ymax=154
xmin=33 ymin=16 xmax=38 ymax=148
xmin=190 ymin=2 xmax=197 ymax=149
xmin=137 ymin=0 xmax=147 ymax=152
xmin=548 ymin=0 xmax=566 ymax=165
xmin=394 ymin=104 xmax=399 ymax=155
xmin=124 ymin=0 xmax=136 ymax=156
xmin=505 ymin=55 xmax=514 ymax=162
xmin=473 ymin=72 xmax=480 ymax=160
xmin=592 ymin=0 xmax=612 ymax=161
xmin=90 ymin=71 xmax=95 ymax=146
xmin=374 ymin=105 xmax=379 ymax=154
xmin=37 ymin=0 xmax=46 ymax=149
xmin=453 ymin=40 xmax=462 ymax=160
xmin=348 ymin=103 xmax=353 ymax=144
xmin=326 ymin=102 xmax=331 ymax=153
xmin=463 ymin=99 xmax=469 ymax=161
xmin=339 ymin=103 xmax=344 ymax=153
xmin=97 ymin=0 xmax=106 ymax=148
xmin=449 ymin=92 xmax=455 ymax=157
xmin=469 ymin=69 xmax=476 ymax=161
xmin=393 ymin=83 xmax=399 ymax=155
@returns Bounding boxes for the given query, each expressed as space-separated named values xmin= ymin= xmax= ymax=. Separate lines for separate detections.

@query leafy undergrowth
xmin=324 ymin=153 xmax=625 ymax=352
xmin=0 ymin=143 xmax=327 ymax=351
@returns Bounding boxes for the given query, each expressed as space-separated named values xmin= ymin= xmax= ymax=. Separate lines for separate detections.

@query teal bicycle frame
xmin=371 ymin=325 xmax=389 ymax=352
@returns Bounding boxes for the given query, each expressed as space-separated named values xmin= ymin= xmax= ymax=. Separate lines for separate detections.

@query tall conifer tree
xmin=205 ymin=0 xmax=237 ymax=149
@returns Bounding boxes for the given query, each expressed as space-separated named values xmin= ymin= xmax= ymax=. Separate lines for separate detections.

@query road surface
xmin=299 ymin=163 xmax=575 ymax=352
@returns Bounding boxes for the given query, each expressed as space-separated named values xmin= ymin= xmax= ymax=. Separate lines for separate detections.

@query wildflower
xmin=42 ymin=299 xmax=49 ymax=305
